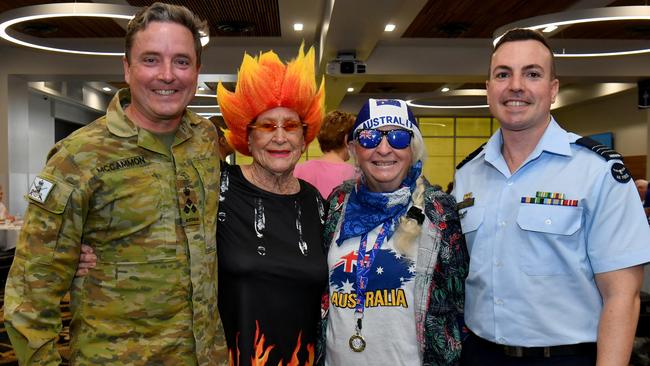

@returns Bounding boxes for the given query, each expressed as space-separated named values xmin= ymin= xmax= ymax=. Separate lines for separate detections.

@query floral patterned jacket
xmin=315 ymin=179 xmax=469 ymax=366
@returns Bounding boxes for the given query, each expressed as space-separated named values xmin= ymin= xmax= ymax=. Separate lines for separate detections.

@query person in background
xmin=0 ymin=184 xmax=16 ymax=222
xmin=635 ymin=179 xmax=650 ymax=223
xmin=4 ymin=3 xmax=226 ymax=364
xmin=210 ymin=115 xmax=235 ymax=161
xmin=216 ymin=45 xmax=328 ymax=365
xmin=317 ymin=98 xmax=468 ymax=365
xmin=294 ymin=110 xmax=357 ymax=198
xmin=455 ymin=28 xmax=650 ymax=365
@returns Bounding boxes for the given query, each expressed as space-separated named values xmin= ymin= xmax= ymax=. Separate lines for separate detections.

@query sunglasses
xmin=355 ymin=128 xmax=413 ymax=149
xmin=249 ymin=120 xmax=305 ymax=134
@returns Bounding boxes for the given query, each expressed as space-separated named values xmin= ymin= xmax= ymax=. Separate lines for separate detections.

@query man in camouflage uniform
xmin=4 ymin=3 xmax=226 ymax=365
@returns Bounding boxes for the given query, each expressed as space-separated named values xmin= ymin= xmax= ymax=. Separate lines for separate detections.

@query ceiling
xmin=1 ymin=0 xmax=649 ymax=117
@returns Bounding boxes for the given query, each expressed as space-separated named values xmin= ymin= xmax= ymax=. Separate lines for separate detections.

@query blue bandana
xmin=336 ymin=161 xmax=422 ymax=245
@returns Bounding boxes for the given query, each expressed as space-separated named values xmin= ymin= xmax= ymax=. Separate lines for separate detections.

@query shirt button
xmin=495 ymin=299 xmax=503 ymax=305
xmin=507 ymin=181 xmax=513 ymax=186
xmin=498 ymin=337 xmax=506 ymax=343
xmin=545 ymin=218 xmax=552 ymax=225
xmin=499 ymin=221 xmax=507 ymax=227
xmin=495 ymin=260 xmax=503 ymax=267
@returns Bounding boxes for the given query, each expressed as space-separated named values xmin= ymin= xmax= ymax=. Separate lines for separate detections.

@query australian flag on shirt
xmin=329 ymin=247 xmax=415 ymax=309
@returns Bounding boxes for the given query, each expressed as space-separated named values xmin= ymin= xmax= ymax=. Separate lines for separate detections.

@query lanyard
xmin=355 ymin=221 xmax=392 ymax=315
xmin=349 ymin=220 xmax=393 ymax=352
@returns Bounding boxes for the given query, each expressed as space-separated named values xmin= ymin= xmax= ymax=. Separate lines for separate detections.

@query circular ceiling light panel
xmin=407 ymin=89 xmax=489 ymax=109
xmin=0 ymin=3 xmax=209 ymax=56
xmin=493 ymin=6 xmax=650 ymax=58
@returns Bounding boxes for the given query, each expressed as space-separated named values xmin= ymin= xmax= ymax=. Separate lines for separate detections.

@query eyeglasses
xmin=249 ymin=120 xmax=305 ymax=134
xmin=355 ymin=128 xmax=413 ymax=149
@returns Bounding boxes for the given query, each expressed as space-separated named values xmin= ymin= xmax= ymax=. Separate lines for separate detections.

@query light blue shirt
xmin=453 ymin=118 xmax=650 ymax=347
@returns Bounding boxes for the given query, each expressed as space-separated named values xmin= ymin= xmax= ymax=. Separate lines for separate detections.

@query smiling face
xmin=487 ymin=40 xmax=559 ymax=134
xmin=354 ymin=126 xmax=413 ymax=193
xmin=248 ymin=107 xmax=305 ymax=176
xmin=123 ymin=21 xmax=199 ymax=133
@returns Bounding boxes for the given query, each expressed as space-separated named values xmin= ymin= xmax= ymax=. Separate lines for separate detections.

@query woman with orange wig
xmin=216 ymin=45 xmax=327 ymax=365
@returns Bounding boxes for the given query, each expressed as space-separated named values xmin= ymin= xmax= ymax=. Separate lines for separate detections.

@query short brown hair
xmin=125 ymin=2 xmax=208 ymax=66
xmin=492 ymin=28 xmax=556 ymax=79
xmin=317 ymin=111 xmax=355 ymax=153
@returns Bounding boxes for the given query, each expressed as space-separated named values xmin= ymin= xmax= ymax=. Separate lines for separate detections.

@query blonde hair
xmin=216 ymin=44 xmax=325 ymax=156
xmin=392 ymin=177 xmax=426 ymax=257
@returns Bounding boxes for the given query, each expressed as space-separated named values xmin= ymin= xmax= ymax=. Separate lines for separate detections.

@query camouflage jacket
xmin=4 ymin=89 xmax=226 ymax=365
xmin=316 ymin=179 xmax=469 ymax=366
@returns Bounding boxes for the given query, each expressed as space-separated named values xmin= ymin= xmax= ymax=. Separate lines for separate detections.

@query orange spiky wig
xmin=217 ymin=44 xmax=325 ymax=156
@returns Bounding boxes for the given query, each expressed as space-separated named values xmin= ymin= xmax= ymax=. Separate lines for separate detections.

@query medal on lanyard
xmin=349 ymin=221 xmax=391 ymax=352
xmin=349 ymin=316 xmax=366 ymax=352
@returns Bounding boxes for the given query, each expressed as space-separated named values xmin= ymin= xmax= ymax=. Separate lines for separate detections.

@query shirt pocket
xmin=80 ymin=259 xmax=188 ymax=325
xmin=92 ymin=164 xmax=174 ymax=261
xmin=516 ymin=204 xmax=583 ymax=276
xmin=460 ymin=206 xmax=485 ymax=273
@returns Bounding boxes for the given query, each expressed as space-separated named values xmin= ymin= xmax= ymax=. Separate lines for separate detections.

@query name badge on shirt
xmin=457 ymin=192 xmax=475 ymax=211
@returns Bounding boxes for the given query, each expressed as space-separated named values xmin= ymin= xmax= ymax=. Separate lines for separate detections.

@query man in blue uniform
xmin=455 ymin=28 xmax=650 ymax=365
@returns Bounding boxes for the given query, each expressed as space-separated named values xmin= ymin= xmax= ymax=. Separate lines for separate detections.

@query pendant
xmin=349 ymin=333 xmax=366 ymax=352
xmin=298 ymin=240 xmax=309 ymax=256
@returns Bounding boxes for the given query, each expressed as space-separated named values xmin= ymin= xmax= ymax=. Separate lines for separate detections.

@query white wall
xmin=554 ymin=88 xmax=648 ymax=156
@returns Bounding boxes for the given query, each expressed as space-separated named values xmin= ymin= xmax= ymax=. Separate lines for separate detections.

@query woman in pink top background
xmin=294 ymin=111 xmax=357 ymax=199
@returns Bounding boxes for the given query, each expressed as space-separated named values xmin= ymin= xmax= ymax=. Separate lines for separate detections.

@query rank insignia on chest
xmin=521 ymin=191 xmax=578 ymax=207
xmin=28 ymin=176 xmax=55 ymax=203
xmin=178 ymin=182 xmax=201 ymax=226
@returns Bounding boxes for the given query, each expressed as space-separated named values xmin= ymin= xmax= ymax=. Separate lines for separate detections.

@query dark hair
xmin=125 ymin=2 xmax=207 ymax=66
xmin=492 ymin=28 xmax=556 ymax=79
xmin=317 ymin=111 xmax=355 ymax=153
xmin=209 ymin=115 xmax=228 ymax=138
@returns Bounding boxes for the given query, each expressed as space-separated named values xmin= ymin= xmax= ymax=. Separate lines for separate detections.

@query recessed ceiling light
xmin=384 ymin=24 xmax=396 ymax=32
xmin=198 ymin=86 xmax=205 ymax=91
xmin=441 ymin=87 xmax=450 ymax=93
xmin=102 ymin=86 xmax=111 ymax=92
xmin=542 ymin=25 xmax=558 ymax=33
xmin=293 ymin=23 xmax=303 ymax=31
xmin=347 ymin=87 xmax=354 ymax=92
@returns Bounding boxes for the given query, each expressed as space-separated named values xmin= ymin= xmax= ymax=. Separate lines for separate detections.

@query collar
xmin=106 ymin=88 xmax=201 ymax=138
xmin=484 ymin=117 xmax=573 ymax=166
xmin=105 ymin=88 xmax=201 ymax=155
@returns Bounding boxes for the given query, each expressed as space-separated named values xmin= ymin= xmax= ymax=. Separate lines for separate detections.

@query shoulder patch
xmin=611 ymin=162 xmax=632 ymax=183
xmin=574 ymin=137 xmax=623 ymax=161
xmin=456 ymin=143 xmax=486 ymax=170
xmin=28 ymin=176 xmax=55 ymax=203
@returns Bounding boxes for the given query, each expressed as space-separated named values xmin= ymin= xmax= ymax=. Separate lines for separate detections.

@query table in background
xmin=0 ymin=222 xmax=21 ymax=251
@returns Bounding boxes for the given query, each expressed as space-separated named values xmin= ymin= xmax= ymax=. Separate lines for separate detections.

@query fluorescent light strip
xmin=188 ymin=105 xmax=220 ymax=108
xmin=493 ymin=6 xmax=650 ymax=57
xmin=406 ymin=100 xmax=489 ymax=109
xmin=0 ymin=3 xmax=209 ymax=56
xmin=194 ymin=93 xmax=218 ymax=98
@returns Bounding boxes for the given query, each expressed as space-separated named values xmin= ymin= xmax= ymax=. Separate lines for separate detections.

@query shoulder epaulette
xmin=456 ymin=143 xmax=486 ymax=170
xmin=574 ymin=137 xmax=623 ymax=161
